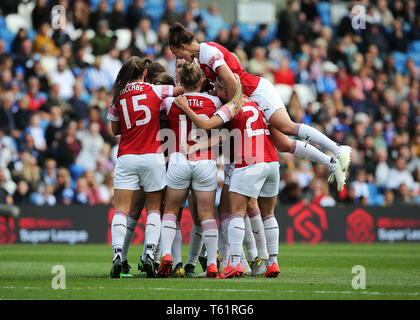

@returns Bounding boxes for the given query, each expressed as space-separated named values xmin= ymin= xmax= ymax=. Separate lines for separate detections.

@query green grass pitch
xmin=1 ymin=243 xmax=419 ymax=300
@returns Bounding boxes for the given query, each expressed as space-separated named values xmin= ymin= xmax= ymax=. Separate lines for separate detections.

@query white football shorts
xmin=166 ymin=152 xmax=217 ymax=191
xmin=114 ymin=153 xmax=166 ymax=192
xmin=250 ymin=77 xmax=286 ymax=121
xmin=229 ymin=161 xmax=280 ymax=198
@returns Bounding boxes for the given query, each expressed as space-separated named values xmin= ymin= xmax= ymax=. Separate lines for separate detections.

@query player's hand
xmin=180 ymin=143 xmax=194 ymax=156
xmin=174 ymin=95 xmax=188 ymax=111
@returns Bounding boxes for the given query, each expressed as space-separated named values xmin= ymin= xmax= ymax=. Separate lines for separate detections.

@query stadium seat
xmin=69 ymin=164 xmax=85 ymax=181
xmin=114 ymin=29 xmax=131 ymax=50
xmin=294 ymin=84 xmax=316 ymax=108
xmin=0 ymin=15 xmax=6 ymax=29
xmin=0 ymin=27 xmax=15 ymax=53
xmin=274 ymin=84 xmax=293 ymax=105
xmin=408 ymin=52 xmax=420 ymax=69
xmin=316 ymin=2 xmax=331 ymax=27
xmin=237 ymin=23 xmax=258 ymax=43
xmin=408 ymin=41 xmax=420 ymax=54
xmin=90 ymin=0 xmax=104 ymax=11
xmin=392 ymin=51 xmax=407 ymax=73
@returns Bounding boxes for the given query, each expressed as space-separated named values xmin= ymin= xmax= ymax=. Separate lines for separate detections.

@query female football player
xmin=107 ymin=57 xmax=184 ymax=278
xmin=175 ymin=76 xmax=281 ymax=278
xmin=169 ymin=23 xmax=348 ymax=192
xmin=157 ymin=63 xmax=226 ymax=278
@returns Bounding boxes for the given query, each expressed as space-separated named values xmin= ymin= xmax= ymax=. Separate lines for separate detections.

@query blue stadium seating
xmin=0 ymin=15 xmax=6 ymax=29
xmin=392 ymin=51 xmax=408 ymax=73
xmin=0 ymin=26 xmax=15 ymax=53
xmin=237 ymin=23 xmax=258 ymax=43
xmin=316 ymin=2 xmax=331 ymax=27
xmin=408 ymin=40 xmax=420 ymax=54
xmin=408 ymin=52 xmax=420 ymax=69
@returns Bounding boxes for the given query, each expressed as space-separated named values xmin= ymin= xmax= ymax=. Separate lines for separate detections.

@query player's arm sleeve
xmin=201 ymin=44 xmax=226 ymax=72
xmin=214 ymin=103 xmax=234 ymax=123
xmin=152 ymin=85 xmax=175 ymax=100
xmin=161 ymin=97 xmax=175 ymax=114
xmin=107 ymin=104 xmax=120 ymax=121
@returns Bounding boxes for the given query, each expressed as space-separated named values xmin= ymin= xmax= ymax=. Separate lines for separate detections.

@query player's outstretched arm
xmin=181 ymin=130 xmax=226 ymax=156
xmin=174 ymin=95 xmax=224 ymax=131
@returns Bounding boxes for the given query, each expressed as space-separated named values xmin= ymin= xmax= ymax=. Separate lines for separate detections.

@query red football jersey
xmin=162 ymin=92 xmax=221 ymax=161
xmin=198 ymin=42 xmax=260 ymax=96
xmin=215 ymin=96 xmax=279 ymax=168
xmin=107 ymin=82 xmax=173 ymax=157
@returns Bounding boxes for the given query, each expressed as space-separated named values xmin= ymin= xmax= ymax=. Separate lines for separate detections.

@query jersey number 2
xmin=120 ymin=94 xmax=151 ymax=129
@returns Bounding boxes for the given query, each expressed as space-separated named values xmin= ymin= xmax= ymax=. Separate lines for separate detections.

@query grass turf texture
xmin=0 ymin=243 xmax=419 ymax=300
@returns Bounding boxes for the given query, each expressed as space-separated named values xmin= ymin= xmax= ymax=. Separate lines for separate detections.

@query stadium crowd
xmin=0 ymin=0 xmax=419 ymax=209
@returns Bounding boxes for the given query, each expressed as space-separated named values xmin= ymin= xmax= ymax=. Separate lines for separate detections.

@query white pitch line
xmin=1 ymin=286 xmax=419 ymax=296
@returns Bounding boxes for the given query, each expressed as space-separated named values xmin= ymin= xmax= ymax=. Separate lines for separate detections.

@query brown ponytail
xmin=168 ymin=22 xmax=195 ymax=48
xmin=111 ymin=56 xmax=151 ymax=105
xmin=145 ymin=61 xmax=166 ymax=83
xmin=179 ymin=63 xmax=202 ymax=91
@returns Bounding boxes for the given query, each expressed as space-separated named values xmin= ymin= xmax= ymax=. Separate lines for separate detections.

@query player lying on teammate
xmin=169 ymin=22 xmax=350 ymax=192
xmin=158 ymin=63 xmax=225 ymax=278
xmin=175 ymin=75 xmax=281 ymax=278
xmin=107 ymin=57 xmax=184 ymax=278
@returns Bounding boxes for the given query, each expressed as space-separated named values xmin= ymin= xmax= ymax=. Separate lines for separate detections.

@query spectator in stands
xmin=52 ymin=17 xmax=72 ymax=49
xmin=76 ymin=122 xmax=104 ymax=171
xmin=135 ymin=17 xmax=158 ymax=54
xmin=100 ymin=48 xmax=122 ymax=82
xmin=98 ymin=171 xmax=114 ymax=205
xmin=83 ymin=170 xmax=102 ymax=205
xmin=202 ymin=3 xmax=226 ymax=41
xmin=89 ymin=0 xmax=109 ymax=31
xmin=14 ymin=153 xmax=41 ymax=193
xmin=13 ymin=179 xmax=31 ymax=205
xmin=45 ymin=105 xmax=66 ymax=152
xmin=277 ymin=0 xmax=300 ymax=54
xmin=109 ymin=0 xmax=127 ymax=31
xmin=72 ymin=0 xmax=90 ymax=30
xmin=31 ymin=184 xmax=56 ymax=206
xmin=315 ymin=61 xmax=338 ymax=95
xmin=309 ymin=178 xmax=336 ymax=207
xmin=386 ymin=156 xmax=415 ymax=191
xmin=127 ymin=0 xmax=149 ymax=30
xmin=68 ymin=82 xmax=89 ymax=121
xmin=84 ymin=57 xmax=113 ymax=93
xmin=274 ymin=57 xmax=295 ymax=86
xmin=54 ymin=167 xmax=74 ymax=205
xmin=32 ymin=0 xmax=51 ymax=32
xmin=56 ymin=121 xmax=81 ymax=168
xmin=33 ymin=23 xmax=59 ymax=57
xmin=0 ymin=91 xmax=15 ymax=136
xmin=74 ymin=176 xmax=90 ymax=205
xmin=389 ymin=19 xmax=409 ymax=53
xmin=49 ymin=57 xmax=75 ymax=101
xmin=91 ymin=20 xmax=112 ymax=56
xmin=247 ymin=46 xmax=274 ymax=82
xmin=41 ymin=158 xmax=57 ymax=187
xmin=161 ymin=0 xmax=182 ymax=26
xmin=396 ymin=183 xmax=417 ymax=205
xmin=183 ymin=10 xmax=199 ymax=34
xmin=246 ymin=24 xmax=270 ymax=57
xmin=351 ymin=169 xmax=370 ymax=200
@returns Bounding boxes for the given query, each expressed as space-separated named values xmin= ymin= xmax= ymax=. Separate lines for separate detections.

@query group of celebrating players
xmin=107 ymin=23 xmax=352 ymax=279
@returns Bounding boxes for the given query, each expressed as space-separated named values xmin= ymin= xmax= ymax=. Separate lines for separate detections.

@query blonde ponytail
xmin=216 ymin=74 xmax=244 ymax=117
